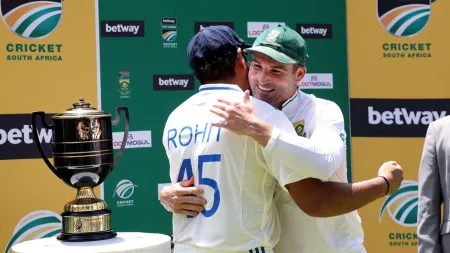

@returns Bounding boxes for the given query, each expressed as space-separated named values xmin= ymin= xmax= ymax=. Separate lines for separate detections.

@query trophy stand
xmin=57 ymin=186 xmax=117 ymax=242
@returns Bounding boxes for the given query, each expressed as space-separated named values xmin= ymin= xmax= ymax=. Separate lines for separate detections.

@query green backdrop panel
xmin=98 ymin=0 xmax=350 ymax=235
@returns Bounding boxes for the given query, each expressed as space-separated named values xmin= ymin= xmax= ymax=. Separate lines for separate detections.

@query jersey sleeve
xmin=264 ymin=101 xmax=346 ymax=180
xmin=254 ymin=105 xmax=307 ymax=192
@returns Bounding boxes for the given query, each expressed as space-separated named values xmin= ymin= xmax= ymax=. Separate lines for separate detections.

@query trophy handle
xmin=31 ymin=111 xmax=59 ymax=177
xmin=111 ymin=107 xmax=129 ymax=169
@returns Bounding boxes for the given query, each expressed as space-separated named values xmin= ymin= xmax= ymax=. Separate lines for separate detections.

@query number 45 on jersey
xmin=177 ymin=154 xmax=221 ymax=218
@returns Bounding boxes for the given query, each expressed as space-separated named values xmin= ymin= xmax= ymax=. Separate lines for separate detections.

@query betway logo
xmin=247 ymin=22 xmax=285 ymax=38
xmin=0 ymin=114 xmax=54 ymax=160
xmin=0 ymin=126 xmax=52 ymax=145
xmin=159 ymin=78 xmax=188 ymax=87
xmin=162 ymin=18 xmax=176 ymax=24
xmin=350 ymin=99 xmax=450 ymax=137
xmin=301 ymin=26 xmax=327 ymax=36
xmin=101 ymin=21 xmax=144 ymax=37
xmin=153 ymin=74 xmax=195 ymax=91
xmin=113 ymin=131 xmax=152 ymax=149
xmin=105 ymin=24 xmax=140 ymax=34
xmin=195 ymin=22 xmax=234 ymax=34
xmin=296 ymin=23 xmax=332 ymax=39
xmin=368 ymin=107 xmax=446 ymax=125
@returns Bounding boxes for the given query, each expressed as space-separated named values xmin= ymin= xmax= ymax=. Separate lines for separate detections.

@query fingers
xmin=181 ymin=195 xmax=207 ymax=205
xmin=173 ymin=209 xmax=200 ymax=216
xmin=243 ymin=90 xmax=251 ymax=103
xmin=175 ymin=186 xmax=204 ymax=196
xmin=179 ymin=203 xmax=205 ymax=212
xmin=210 ymin=107 xmax=228 ymax=120
xmin=216 ymin=98 xmax=233 ymax=106
xmin=212 ymin=103 xmax=228 ymax=111
xmin=179 ymin=177 xmax=195 ymax=187
xmin=172 ymin=196 xmax=207 ymax=216
xmin=211 ymin=121 xmax=226 ymax=128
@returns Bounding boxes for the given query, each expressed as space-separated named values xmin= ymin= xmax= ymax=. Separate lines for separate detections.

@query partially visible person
xmin=161 ymin=25 xmax=404 ymax=253
xmin=163 ymin=25 xmax=307 ymax=253
xmin=418 ymin=116 xmax=450 ymax=253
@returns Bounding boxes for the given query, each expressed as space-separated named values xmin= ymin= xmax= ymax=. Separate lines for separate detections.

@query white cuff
xmin=263 ymin=127 xmax=281 ymax=152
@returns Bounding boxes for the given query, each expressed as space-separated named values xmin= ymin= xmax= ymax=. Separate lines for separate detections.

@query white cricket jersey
xmin=162 ymin=84 xmax=298 ymax=253
xmin=268 ymin=89 xmax=366 ymax=253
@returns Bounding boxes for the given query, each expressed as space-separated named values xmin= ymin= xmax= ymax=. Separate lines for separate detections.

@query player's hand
xmin=378 ymin=161 xmax=403 ymax=195
xmin=159 ymin=177 xmax=206 ymax=216
xmin=210 ymin=90 xmax=259 ymax=136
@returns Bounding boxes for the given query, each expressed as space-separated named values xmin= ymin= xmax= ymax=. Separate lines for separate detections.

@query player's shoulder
xmin=313 ymin=96 xmax=344 ymax=122
xmin=165 ymin=94 xmax=198 ymax=123
xmin=250 ymin=96 xmax=282 ymax=119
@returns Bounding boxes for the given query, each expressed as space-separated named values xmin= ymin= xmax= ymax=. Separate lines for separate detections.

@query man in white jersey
xmin=163 ymin=25 xmax=315 ymax=253
xmin=160 ymin=25 xmax=404 ymax=253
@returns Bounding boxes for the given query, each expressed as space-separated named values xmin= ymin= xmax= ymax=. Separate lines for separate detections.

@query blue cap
xmin=187 ymin=25 xmax=251 ymax=74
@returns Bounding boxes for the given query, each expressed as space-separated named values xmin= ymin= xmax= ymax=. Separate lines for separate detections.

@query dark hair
xmin=293 ymin=63 xmax=305 ymax=73
xmin=194 ymin=51 xmax=237 ymax=84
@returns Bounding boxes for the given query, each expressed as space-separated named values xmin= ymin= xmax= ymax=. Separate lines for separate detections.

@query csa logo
xmin=118 ymin=71 xmax=131 ymax=99
xmin=293 ymin=120 xmax=306 ymax=137
xmin=379 ymin=180 xmax=418 ymax=227
xmin=1 ymin=0 xmax=62 ymax=39
xmin=162 ymin=31 xmax=176 ymax=41
xmin=379 ymin=0 xmax=436 ymax=59
xmin=113 ymin=179 xmax=138 ymax=207
xmin=161 ymin=17 xmax=177 ymax=48
xmin=377 ymin=0 xmax=431 ymax=37
xmin=4 ymin=210 xmax=62 ymax=253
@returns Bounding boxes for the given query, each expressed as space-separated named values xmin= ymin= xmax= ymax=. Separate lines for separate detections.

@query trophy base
xmin=58 ymin=187 xmax=117 ymax=242
xmin=57 ymin=230 xmax=117 ymax=242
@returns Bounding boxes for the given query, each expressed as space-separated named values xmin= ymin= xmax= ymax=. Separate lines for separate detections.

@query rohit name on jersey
xmin=166 ymin=123 xmax=222 ymax=149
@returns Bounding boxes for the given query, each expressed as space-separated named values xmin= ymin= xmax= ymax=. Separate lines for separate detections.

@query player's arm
xmin=159 ymin=178 xmax=206 ymax=216
xmin=212 ymin=94 xmax=347 ymax=179
xmin=262 ymin=101 xmax=348 ymax=180
xmin=210 ymin=92 xmax=338 ymax=179
xmin=285 ymin=162 xmax=403 ymax=217
xmin=257 ymin=108 xmax=404 ymax=217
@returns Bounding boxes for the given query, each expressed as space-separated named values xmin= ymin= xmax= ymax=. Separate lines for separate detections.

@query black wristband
xmin=379 ymin=176 xmax=390 ymax=197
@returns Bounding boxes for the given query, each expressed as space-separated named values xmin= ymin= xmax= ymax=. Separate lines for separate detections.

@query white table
xmin=12 ymin=232 xmax=172 ymax=253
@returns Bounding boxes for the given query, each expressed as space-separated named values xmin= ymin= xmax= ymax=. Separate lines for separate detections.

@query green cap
xmin=245 ymin=25 xmax=309 ymax=65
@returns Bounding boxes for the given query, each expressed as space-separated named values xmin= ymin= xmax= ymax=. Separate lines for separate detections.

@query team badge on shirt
xmin=293 ymin=120 xmax=306 ymax=137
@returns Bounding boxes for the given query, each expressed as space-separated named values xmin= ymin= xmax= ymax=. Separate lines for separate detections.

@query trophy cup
xmin=31 ymin=98 xmax=129 ymax=242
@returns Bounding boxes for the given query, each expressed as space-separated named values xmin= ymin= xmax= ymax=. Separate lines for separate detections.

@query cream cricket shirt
xmin=267 ymin=89 xmax=366 ymax=253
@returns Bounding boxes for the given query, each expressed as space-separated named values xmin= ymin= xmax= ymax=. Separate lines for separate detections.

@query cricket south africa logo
xmin=161 ymin=17 xmax=177 ymax=48
xmin=4 ymin=210 xmax=62 ymax=253
xmin=1 ymin=0 xmax=62 ymax=39
xmin=377 ymin=0 xmax=436 ymax=37
xmin=114 ymin=179 xmax=138 ymax=199
xmin=379 ymin=180 xmax=418 ymax=227
xmin=113 ymin=179 xmax=138 ymax=207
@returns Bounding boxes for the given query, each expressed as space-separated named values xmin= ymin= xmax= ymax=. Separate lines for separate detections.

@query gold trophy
xmin=31 ymin=98 xmax=129 ymax=242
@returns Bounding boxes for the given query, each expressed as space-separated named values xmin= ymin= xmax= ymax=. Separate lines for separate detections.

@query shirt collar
xmin=281 ymin=88 xmax=304 ymax=118
xmin=198 ymin=84 xmax=243 ymax=93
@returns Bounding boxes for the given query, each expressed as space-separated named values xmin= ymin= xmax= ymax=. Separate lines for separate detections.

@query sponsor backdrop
xmin=347 ymin=0 xmax=449 ymax=252
xmin=97 ymin=0 xmax=352 ymax=238
xmin=0 ymin=0 xmax=99 ymax=252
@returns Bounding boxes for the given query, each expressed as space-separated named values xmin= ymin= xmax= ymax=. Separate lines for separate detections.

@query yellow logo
xmin=293 ymin=120 xmax=306 ymax=137
xmin=4 ymin=210 xmax=62 ymax=253
xmin=379 ymin=180 xmax=418 ymax=227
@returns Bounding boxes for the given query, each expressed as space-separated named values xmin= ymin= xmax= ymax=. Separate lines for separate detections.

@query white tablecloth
xmin=12 ymin=232 xmax=171 ymax=253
